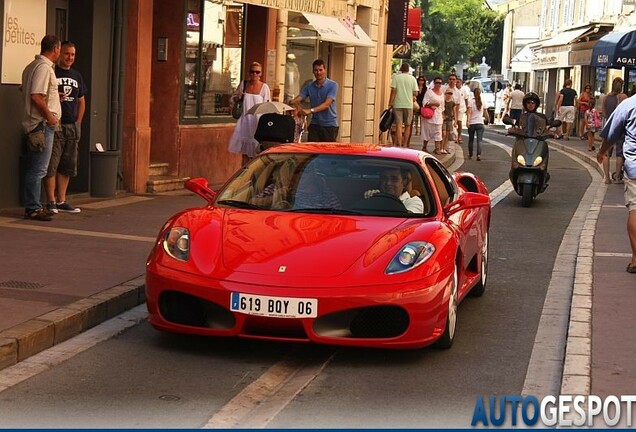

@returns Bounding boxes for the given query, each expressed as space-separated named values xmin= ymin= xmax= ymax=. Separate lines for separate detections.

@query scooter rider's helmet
xmin=522 ymin=92 xmax=541 ymax=112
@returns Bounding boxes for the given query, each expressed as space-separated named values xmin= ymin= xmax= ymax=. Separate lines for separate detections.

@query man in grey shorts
xmin=44 ymin=41 xmax=87 ymax=214
xmin=388 ymin=62 xmax=418 ymax=148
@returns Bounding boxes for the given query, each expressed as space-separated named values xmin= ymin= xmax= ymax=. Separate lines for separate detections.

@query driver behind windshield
xmin=365 ymin=167 xmax=424 ymax=213
xmin=507 ymin=92 xmax=552 ymax=138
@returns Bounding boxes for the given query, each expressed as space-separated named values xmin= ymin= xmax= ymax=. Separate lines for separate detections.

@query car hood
xmin=219 ymin=209 xmax=423 ymax=279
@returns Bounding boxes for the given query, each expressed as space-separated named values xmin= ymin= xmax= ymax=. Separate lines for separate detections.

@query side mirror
xmin=502 ymin=115 xmax=515 ymax=126
xmin=444 ymin=192 xmax=491 ymax=216
xmin=185 ymin=177 xmax=217 ymax=204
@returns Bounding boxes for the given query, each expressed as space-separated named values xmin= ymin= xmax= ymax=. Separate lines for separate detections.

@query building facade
xmin=0 ymin=0 xmax=397 ymax=208
xmin=499 ymin=0 xmax=636 ymax=117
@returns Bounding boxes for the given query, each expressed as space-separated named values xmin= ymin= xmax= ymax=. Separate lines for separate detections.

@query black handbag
xmin=231 ymin=80 xmax=247 ymax=119
xmin=379 ymin=107 xmax=395 ymax=132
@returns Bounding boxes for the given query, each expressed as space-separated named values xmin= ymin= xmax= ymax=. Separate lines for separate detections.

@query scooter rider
xmin=507 ymin=92 xmax=553 ymax=138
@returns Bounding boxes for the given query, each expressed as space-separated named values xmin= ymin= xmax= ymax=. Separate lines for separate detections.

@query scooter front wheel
xmin=521 ymin=183 xmax=533 ymax=207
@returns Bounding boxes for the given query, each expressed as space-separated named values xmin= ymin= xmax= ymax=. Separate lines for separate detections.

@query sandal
xmin=627 ymin=264 xmax=636 ymax=274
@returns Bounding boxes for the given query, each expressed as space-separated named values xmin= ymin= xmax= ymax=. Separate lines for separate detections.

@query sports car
xmin=146 ymin=144 xmax=491 ymax=349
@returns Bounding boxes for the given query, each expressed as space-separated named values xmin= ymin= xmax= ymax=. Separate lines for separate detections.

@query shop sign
xmin=255 ymin=0 xmax=330 ymax=15
xmin=616 ymin=56 xmax=636 ymax=66
xmin=2 ymin=0 xmax=46 ymax=84
xmin=531 ymin=50 xmax=568 ymax=70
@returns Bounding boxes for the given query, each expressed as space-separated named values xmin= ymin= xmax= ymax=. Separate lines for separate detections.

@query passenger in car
xmin=364 ymin=167 xmax=424 ymax=213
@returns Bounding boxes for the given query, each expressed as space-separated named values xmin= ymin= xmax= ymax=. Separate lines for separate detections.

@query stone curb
xmin=0 ymin=275 xmax=146 ymax=372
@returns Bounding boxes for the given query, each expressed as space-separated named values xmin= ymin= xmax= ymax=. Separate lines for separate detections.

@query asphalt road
xmin=0 ymin=130 xmax=593 ymax=428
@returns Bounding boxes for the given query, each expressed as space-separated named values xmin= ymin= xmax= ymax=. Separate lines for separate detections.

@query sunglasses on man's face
xmin=250 ymin=70 xmax=261 ymax=74
xmin=434 ymin=81 xmax=442 ymax=85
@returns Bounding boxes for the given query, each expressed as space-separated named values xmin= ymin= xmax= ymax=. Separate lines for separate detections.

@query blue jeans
xmin=23 ymin=125 xmax=55 ymax=212
xmin=468 ymin=124 xmax=485 ymax=157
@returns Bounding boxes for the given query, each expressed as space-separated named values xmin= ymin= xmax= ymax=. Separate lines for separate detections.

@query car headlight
xmin=162 ymin=227 xmax=190 ymax=261
xmin=386 ymin=241 xmax=436 ymax=275
xmin=532 ymin=156 xmax=543 ymax=167
xmin=517 ymin=155 xmax=526 ymax=165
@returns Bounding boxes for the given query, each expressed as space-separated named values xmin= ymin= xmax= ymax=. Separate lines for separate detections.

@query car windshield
xmin=216 ymin=153 xmax=434 ymax=217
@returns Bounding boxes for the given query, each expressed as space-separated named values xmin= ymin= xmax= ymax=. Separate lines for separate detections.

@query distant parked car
xmin=468 ymin=78 xmax=509 ymax=123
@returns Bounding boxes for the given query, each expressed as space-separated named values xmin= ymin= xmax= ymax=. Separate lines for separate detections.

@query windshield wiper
xmin=288 ymin=207 xmax=364 ymax=215
xmin=216 ymin=200 xmax=264 ymax=210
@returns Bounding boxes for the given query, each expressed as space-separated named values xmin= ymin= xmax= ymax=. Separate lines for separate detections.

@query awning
xmin=540 ymin=26 xmax=594 ymax=48
xmin=510 ymin=45 xmax=532 ymax=72
xmin=591 ymin=29 xmax=636 ymax=67
xmin=303 ymin=13 xmax=375 ymax=47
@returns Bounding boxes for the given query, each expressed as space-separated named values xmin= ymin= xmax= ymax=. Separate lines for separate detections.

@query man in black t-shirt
xmin=44 ymin=41 xmax=87 ymax=214
xmin=554 ymin=78 xmax=577 ymax=140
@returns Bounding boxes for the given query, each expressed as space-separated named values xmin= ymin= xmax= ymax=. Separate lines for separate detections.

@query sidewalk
xmin=0 ymin=136 xmax=633 ymax=401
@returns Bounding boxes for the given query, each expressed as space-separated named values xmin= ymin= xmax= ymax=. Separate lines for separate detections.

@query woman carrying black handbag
xmin=228 ymin=62 xmax=271 ymax=165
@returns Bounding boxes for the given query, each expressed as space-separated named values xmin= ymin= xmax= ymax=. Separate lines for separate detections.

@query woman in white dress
xmin=228 ymin=62 xmax=271 ymax=165
xmin=421 ymin=76 xmax=445 ymax=154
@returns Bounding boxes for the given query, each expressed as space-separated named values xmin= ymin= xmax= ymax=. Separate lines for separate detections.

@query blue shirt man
xmin=291 ymin=59 xmax=339 ymax=142
xmin=597 ymin=93 xmax=636 ymax=273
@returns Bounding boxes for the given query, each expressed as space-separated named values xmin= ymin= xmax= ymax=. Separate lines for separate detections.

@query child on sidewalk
xmin=441 ymin=89 xmax=456 ymax=154
xmin=584 ymin=99 xmax=601 ymax=152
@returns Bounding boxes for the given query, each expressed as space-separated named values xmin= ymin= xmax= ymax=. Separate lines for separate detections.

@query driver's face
xmin=379 ymin=169 xmax=405 ymax=197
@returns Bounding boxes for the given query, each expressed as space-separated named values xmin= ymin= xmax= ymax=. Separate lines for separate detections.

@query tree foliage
xmin=411 ymin=0 xmax=504 ymax=78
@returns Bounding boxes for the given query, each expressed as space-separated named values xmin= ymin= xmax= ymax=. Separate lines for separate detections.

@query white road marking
xmin=80 ymin=196 xmax=154 ymax=209
xmin=0 ymin=306 xmax=148 ymax=393
xmin=202 ymin=349 xmax=335 ymax=428
xmin=0 ymin=219 xmax=156 ymax=243
xmin=595 ymin=252 xmax=632 ymax=258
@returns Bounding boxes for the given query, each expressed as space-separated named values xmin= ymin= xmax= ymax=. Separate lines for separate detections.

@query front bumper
xmin=145 ymin=262 xmax=453 ymax=349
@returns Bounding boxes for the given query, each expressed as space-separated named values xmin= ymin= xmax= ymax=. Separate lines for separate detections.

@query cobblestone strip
xmin=522 ymin=144 xmax=604 ymax=398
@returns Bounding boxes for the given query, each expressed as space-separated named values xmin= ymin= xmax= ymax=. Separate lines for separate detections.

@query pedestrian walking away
xmin=597 ymin=92 xmax=636 ymax=273
xmin=290 ymin=59 xmax=339 ymax=142
xmin=465 ymin=87 xmax=488 ymax=160
xmin=508 ymin=84 xmax=525 ymax=123
xmin=387 ymin=62 xmax=418 ymax=148
xmin=20 ymin=35 xmax=62 ymax=221
xmin=44 ymin=41 xmax=87 ymax=214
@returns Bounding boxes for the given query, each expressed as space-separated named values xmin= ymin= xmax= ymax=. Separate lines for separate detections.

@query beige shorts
xmin=421 ymin=121 xmax=442 ymax=142
xmin=625 ymin=176 xmax=636 ymax=212
xmin=393 ymin=108 xmax=414 ymax=126
xmin=559 ymin=106 xmax=575 ymax=123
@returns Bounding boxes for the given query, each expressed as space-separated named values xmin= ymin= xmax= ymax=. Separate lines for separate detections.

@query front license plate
xmin=230 ymin=292 xmax=318 ymax=318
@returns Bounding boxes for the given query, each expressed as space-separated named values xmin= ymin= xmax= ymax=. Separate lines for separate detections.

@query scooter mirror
xmin=502 ymin=115 xmax=515 ymax=126
xmin=550 ymin=119 xmax=562 ymax=128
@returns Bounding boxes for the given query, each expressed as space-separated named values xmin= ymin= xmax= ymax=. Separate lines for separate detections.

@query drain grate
xmin=0 ymin=280 xmax=45 ymax=290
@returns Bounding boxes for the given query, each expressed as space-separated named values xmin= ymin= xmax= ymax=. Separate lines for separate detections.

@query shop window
xmin=286 ymin=13 xmax=319 ymax=104
xmin=182 ymin=0 xmax=244 ymax=123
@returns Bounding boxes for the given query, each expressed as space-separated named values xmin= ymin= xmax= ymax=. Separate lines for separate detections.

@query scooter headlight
xmin=532 ymin=156 xmax=543 ymax=167
xmin=517 ymin=155 xmax=526 ymax=165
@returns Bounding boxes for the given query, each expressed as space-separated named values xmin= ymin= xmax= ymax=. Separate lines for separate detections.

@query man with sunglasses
xmin=291 ymin=59 xmax=339 ymax=142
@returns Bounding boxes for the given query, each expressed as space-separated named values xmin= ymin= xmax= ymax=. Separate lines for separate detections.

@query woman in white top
xmin=465 ymin=87 xmax=489 ymax=161
xmin=228 ymin=62 xmax=271 ymax=165
xmin=421 ymin=76 xmax=445 ymax=154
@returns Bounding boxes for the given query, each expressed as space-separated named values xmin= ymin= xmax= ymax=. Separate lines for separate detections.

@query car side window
xmin=425 ymin=158 xmax=456 ymax=207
